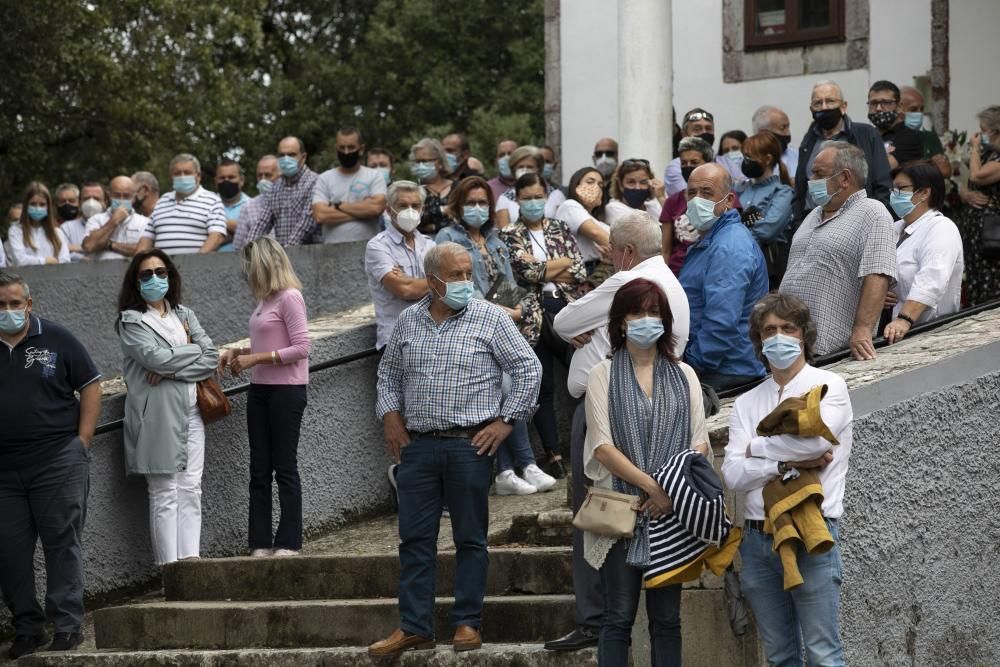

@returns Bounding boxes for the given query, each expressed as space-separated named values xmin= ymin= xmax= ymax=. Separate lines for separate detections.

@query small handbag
xmin=572 ymin=487 xmax=641 ymax=538
xmin=183 ymin=320 xmax=231 ymax=425
xmin=981 ymin=214 xmax=1000 ymax=259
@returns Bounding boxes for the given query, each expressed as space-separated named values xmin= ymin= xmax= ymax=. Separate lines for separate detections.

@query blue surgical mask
xmin=725 ymin=151 xmax=744 ymax=164
xmin=519 ymin=199 xmax=546 ymax=222
xmin=890 ymin=189 xmax=924 ymax=218
xmin=258 ymin=179 xmax=274 ymax=195
xmin=498 ymin=156 xmax=512 ymax=179
xmin=463 ymin=204 xmax=490 ymax=228
xmin=807 ymin=175 xmax=841 ymax=208
xmin=139 ymin=275 xmax=169 ymax=303
xmin=278 ymin=156 xmax=300 ymax=177
xmin=173 ymin=175 xmax=197 ymax=195
xmin=0 ymin=308 xmax=27 ymax=334
xmin=762 ymin=333 xmax=802 ymax=369
xmin=685 ymin=196 xmax=724 ymax=231
xmin=542 ymin=163 xmax=555 ymax=180
xmin=27 ymin=205 xmax=48 ymax=222
xmin=412 ymin=161 xmax=437 ymax=182
xmin=904 ymin=112 xmax=923 ymax=130
xmin=626 ymin=316 xmax=664 ymax=349
xmin=377 ymin=167 xmax=391 ymax=186
xmin=434 ymin=276 xmax=474 ymax=310
xmin=111 ymin=198 xmax=133 ymax=213
xmin=446 ymin=153 xmax=459 ymax=171
xmin=983 ymin=133 xmax=992 ymax=148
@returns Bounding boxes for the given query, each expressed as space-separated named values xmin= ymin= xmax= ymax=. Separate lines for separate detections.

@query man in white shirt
xmin=138 ymin=153 xmax=227 ymax=255
xmin=82 ymin=176 xmax=150 ymax=261
xmin=544 ymin=211 xmax=690 ymax=652
xmin=722 ymin=293 xmax=852 ymax=667
xmin=311 ymin=127 xmax=388 ymax=244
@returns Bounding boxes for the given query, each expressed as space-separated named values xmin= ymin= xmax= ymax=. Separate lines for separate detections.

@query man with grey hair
xmin=792 ymin=79 xmax=892 ymax=226
xmin=312 ymin=126 xmax=387 ymax=243
xmin=371 ymin=242 xmax=541 ymax=657
xmin=545 ymin=211 xmax=689 ymax=652
xmin=752 ymin=105 xmax=798 ymax=177
xmin=781 ymin=141 xmax=897 ymax=360
xmin=130 ymin=171 xmax=160 ymax=218
xmin=679 ymin=163 xmax=768 ymax=391
xmin=138 ymin=153 xmax=227 ymax=254
xmin=82 ymin=175 xmax=150 ymax=260
xmin=364 ymin=180 xmax=434 ymax=350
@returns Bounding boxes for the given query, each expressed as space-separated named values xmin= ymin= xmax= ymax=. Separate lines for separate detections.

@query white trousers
xmin=145 ymin=404 xmax=205 ymax=566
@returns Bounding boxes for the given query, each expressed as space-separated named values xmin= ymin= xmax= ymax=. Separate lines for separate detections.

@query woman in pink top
xmin=218 ymin=238 xmax=310 ymax=556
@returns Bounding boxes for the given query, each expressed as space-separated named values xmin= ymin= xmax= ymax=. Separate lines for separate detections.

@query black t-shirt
xmin=0 ymin=316 xmax=100 ymax=469
xmin=882 ymin=125 xmax=923 ymax=166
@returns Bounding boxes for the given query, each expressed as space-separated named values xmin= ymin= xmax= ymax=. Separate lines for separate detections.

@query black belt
xmin=745 ymin=518 xmax=837 ymax=532
xmin=415 ymin=421 xmax=492 ymax=440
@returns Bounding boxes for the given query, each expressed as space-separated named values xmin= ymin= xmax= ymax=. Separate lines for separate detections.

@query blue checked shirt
xmin=376 ymin=296 xmax=542 ymax=432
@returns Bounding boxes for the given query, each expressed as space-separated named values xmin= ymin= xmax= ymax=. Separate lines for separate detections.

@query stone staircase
xmin=21 ymin=506 xmax=760 ymax=665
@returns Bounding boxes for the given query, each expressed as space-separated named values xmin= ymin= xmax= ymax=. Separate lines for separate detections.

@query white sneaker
xmin=523 ymin=464 xmax=557 ymax=492
xmin=273 ymin=549 xmax=300 ymax=557
xmin=250 ymin=549 xmax=272 ymax=558
xmin=495 ymin=470 xmax=537 ymax=496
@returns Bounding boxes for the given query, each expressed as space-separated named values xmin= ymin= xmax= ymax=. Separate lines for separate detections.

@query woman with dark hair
xmin=957 ymin=106 xmax=1000 ymax=304
xmin=495 ymin=145 xmax=556 ymax=228
xmin=116 ymin=249 xmax=219 ymax=566
xmin=718 ymin=129 xmax=749 ymax=186
xmin=734 ymin=132 xmax=795 ymax=287
xmin=7 ymin=182 xmax=70 ymax=266
xmin=555 ymin=167 xmax=610 ymax=275
xmin=605 ymin=158 xmax=666 ymax=226
xmin=883 ymin=161 xmax=964 ymax=343
xmin=581 ymin=278 xmax=709 ymax=666
xmin=500 ymin=172 xmax=586 ymax=477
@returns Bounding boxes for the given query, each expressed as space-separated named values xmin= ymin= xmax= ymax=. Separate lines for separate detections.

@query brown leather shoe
xmin=367 ymin=628 xmax=435 ymax=657
xmin=452 ymin=624 xmax=482 ymax=652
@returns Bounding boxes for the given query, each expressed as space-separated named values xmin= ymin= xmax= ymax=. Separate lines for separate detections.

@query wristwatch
xmin=333 ymin=201 xmax=343 ymax=211
xmin=500 ymin=416 xmax=516 ymax=426
xmin=777 ymin=461 xmax=791 ymax=476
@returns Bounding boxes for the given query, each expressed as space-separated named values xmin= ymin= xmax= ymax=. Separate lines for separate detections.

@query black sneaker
xmin=8 ymin=633 xmax=48 ymax=659
xmin=546 ymin=458 xmax=566 ymax=480
xmin=48 ymin=632 xmax=84 ymax=652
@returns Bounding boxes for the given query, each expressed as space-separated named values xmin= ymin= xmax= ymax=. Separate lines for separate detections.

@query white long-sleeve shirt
xmin=892 ymin=209 xmax=963 ymax=323
xmin=7 ymin=223 xmax=71 ymax=266
xmin=553 ymin=255 xmax=690 ymax=398
xmin=722 ymin=364 xmax=853 ymax=520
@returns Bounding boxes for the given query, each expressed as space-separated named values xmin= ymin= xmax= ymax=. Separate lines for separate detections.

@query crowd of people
xmin=1 ymin=76 xmax=999 ymax=663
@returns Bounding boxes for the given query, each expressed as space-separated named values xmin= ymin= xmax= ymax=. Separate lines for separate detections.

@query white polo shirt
xmin=144 ymin=187 xmax=227 ymax=254
xmin=85 ymin=211 xmax=152 ymax=261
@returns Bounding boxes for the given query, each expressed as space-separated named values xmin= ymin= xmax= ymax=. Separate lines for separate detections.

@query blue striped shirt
xmin=144 ymin=187 xmax=227 ymax=254
xmin=376 ymin=296 xmax=541 ymax=432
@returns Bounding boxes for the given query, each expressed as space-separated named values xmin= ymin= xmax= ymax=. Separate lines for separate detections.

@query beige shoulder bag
xmin=572 ymin=487 xmax=641 ymax=538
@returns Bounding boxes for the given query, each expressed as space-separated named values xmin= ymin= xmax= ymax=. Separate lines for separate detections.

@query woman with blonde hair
xmin=219 ymin=237 xmax=311 ymax=556
xmin=8 ymin=182 xmax=70 ymax=266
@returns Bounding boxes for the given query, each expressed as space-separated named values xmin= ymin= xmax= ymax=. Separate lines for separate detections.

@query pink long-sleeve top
xmin=249 ymin=288 xmax=310 ymax=385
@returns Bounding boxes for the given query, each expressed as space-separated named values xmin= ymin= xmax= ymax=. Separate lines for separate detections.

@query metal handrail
xmin=93 ymin=347 xmax=380 ymax=435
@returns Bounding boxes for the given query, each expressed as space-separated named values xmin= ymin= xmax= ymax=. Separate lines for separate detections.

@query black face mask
xmin=741 ymin=158 xmax=765 ymax=180
xmin=57 ymin=204 xmax=79 ymax=221
xmin=681 ymin=166 xmax=696 ymax=182
xmin=217 ymin=180 xmax=241 ymax=199
xmin=133 ymin=194 xmax=145 ymax=210
xmin=338 ymin=150 xmax=361 ymax=169
xmin=813 ymin=108 xmax=843 ymax=131
xmin=868 ymin=110 xmax=897 ymax=131
xmin=775 ymin=133 xmax=791 ymax=152
xmin=695 ymin=132 xmax=715 ymax=148
xmin=622 ymin=187 xmax=649 ymax=209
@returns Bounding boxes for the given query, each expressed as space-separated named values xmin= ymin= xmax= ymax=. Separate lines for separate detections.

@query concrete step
xmin=92 ymin=596 xmax=578 ymax=650
xmin=503 ymin=511 xmax=574 ymax=547
xmin=164 ymin=547 xmax=572 ymax=601
xmin=21 ymin=644 xmax=597 ymax=666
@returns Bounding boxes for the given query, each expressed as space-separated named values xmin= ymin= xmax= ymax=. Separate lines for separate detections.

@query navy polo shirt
xmin=0 ymin=315 xmax=100 ymax=469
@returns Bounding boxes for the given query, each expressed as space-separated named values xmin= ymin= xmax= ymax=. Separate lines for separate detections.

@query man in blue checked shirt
xmin=369 ymin=242 xmax=541 ymax=658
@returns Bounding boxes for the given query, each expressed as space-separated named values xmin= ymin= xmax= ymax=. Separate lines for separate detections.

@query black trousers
xmin=247 ymin=384 xmax=307 ymax=550
xmin=532 ymin=295 xmax=571 ymax=457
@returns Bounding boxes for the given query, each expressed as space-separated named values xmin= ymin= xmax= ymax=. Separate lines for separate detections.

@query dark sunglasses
xmin=594 ymin=150 xmax=617 ymax=158
xmin=138 ymin=267 xmax=168 ymax=282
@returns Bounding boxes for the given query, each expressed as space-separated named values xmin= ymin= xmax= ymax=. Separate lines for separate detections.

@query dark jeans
xmin=496 ymin=420 xmax=535 ymax=473
xmin=599 ymin=540 xmax=682 ymax=667
xmin=532 ymin=295 xmax=571 ymax=458
xmin=0 ymin=437 xmax=89 ymax=635
xmin=570 ymin=402 xmax=603 ymax=629
xmin=397 ymin=435 xmax=493 ymax=638
xmin=247 ymin=384 xmax=307 ymax=551
xmin=698 ymin=369 xmax=764 ymax=393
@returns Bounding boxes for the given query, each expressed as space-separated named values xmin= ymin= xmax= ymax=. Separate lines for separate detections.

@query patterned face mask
xmin=575 ymin=182 xmax=603 ymax=208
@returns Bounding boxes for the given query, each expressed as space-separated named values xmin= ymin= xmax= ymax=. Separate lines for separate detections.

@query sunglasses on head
xmin=138 ymin=267 xmax=168 ymax=282
xmin=622 ymin=158 xmax=651 ymax=169
xmin=684 ymin=111 xmax=714 ymax=124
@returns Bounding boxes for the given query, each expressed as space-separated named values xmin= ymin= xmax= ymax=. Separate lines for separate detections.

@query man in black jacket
xmin=792 ymin=80 xmax=893 ymax=226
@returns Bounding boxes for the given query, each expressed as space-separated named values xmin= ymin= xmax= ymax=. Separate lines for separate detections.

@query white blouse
xmin=892 ymin=209 xmax=964 ymax=323
xmin=141 ymin=303 xmax=197 ymax=406
xmin=7 ymin=223 xmax=71 ymax=266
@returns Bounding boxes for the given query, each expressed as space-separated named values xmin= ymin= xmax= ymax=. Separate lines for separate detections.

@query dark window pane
xmin=799 ymin=0 xmax=831 ymax=30
xmin=755 ymin=0 xmax=787 ymax=36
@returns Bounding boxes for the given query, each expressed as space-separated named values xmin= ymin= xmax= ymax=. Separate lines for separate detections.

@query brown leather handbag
xmin=183 ymin=320 xmax=231 ymax=424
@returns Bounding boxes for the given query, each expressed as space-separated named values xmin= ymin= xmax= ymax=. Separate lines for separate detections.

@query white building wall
xmin=559 ymin=0 xmax=987 ymax=179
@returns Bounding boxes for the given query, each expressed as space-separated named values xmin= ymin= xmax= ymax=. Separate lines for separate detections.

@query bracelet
xmin=897 ymin=313 xmax=915 ymax=326
xmin=271 ymin=350 xmax=277 ymax=365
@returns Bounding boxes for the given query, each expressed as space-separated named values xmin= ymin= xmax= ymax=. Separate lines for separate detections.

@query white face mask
xmin=81 ymin=198 xmax=104 ymax=219
xmin=515 ymin=167 xmax=534 ymax=179
xmin=394 ymin=207 xmax=421 ymax=233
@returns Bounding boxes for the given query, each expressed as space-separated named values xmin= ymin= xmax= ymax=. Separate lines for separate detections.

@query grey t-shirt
xmin=312 ymin=166 xmax=387 ymax=243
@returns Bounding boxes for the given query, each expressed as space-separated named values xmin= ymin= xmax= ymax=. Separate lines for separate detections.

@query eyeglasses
xmin=810 ymin=98 xmax=843 ymax=111
xmin=867 ymin=98 xmax=897 ymax=111
xmin=889 ymin=186 xmax=916 ymax=196
xmin=594 ymin=150 xmax=617 ymax=158
xmin=138 ymin=267 xmax=168 ymax=282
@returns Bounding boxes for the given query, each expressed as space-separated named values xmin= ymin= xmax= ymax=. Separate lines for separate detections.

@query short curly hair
xmin=749 ymin=293 xmax=818 ymax=363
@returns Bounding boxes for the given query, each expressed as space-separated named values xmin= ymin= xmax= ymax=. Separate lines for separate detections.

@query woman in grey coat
xmin=116 ymin=249 xmax=218 ymax=566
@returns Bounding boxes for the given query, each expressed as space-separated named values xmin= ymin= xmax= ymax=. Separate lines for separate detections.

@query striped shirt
xmin=376 ymin=295 xmax=542 ymax=432
xmin=143 ymin=187 xmax=227 ymax=254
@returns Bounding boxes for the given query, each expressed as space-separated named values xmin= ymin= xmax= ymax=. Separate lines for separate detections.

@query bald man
xmin=81 ymin=175 xmax=151 ymax=260
xmin=592 ymin=137 xmax=619 ymax=178
xmin=899 ymin=86 xmax=952 ymax=178
xmin=679 ymin=163 xmax=768 ymax=391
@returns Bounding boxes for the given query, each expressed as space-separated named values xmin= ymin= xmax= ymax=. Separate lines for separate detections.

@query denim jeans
xmin=0 ymin=437 xmax=90 ymax=635
xmin=247 ymin=384 xmax=307 ymax=551
xmin=397 ymin=435 xmax=493 ymax=638
xmin=599 ymin=540 xmax=682 ymax=666
xmin=496 ymin=420 xmax=535 ymax=473
xmin=739 ymin=520 xmax=845 ymax=666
